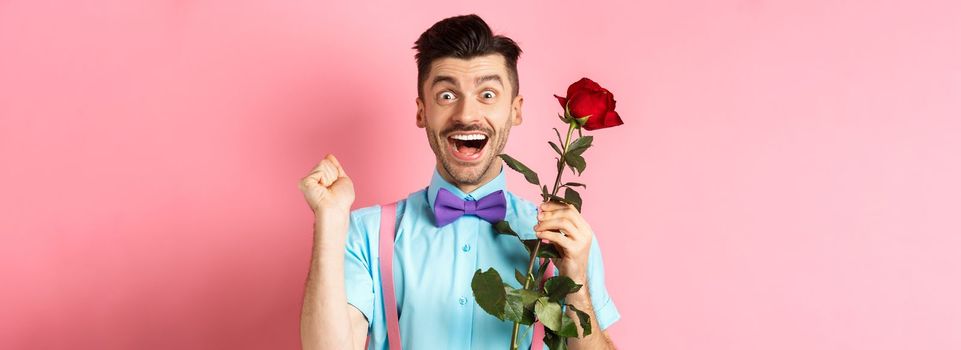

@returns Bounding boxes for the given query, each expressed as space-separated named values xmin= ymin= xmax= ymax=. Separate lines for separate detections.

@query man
xmin=299 ymin=14 xmax=619 ymax=349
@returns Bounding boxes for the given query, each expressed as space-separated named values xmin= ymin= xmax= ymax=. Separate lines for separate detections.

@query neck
xmin=437 ymin=161 xmax=503 ymax=194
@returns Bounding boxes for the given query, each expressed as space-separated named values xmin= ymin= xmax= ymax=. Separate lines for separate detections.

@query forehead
xmin=426 ymin=54 xmax=508 ymax=85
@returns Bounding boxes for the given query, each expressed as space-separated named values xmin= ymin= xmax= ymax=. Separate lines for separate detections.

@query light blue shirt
xmin=344 ymin=166 xmax=620 ymax=349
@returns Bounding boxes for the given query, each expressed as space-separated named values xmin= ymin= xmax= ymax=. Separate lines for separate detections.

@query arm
xmin=535 ymin=201 xmax=617 ymax=349
xmin=300 ymin=215 xmax=369 ymax=350
xmin=298 ymin=154 xmax=368 ymax=350
xmin=564 ymin=287 xmax=616 ymax=349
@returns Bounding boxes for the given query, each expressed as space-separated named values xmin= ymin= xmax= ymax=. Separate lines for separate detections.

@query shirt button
xmin=458 ymin=297 xmax=468 ymax=305
xmin=462 ymin=244 xmax=471 ymax=252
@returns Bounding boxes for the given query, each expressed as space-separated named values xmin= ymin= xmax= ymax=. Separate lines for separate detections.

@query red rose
xmin=554 ymin=78 xmax=624 ymax=131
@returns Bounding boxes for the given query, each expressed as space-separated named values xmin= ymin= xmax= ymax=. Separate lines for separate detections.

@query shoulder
xmin=347 ymin=187 xmax=426 ymax=232
xmin=348 ymin=204 xmax=382 ymax=229
xmin=504 ymin=190 xmax=539 ymax=239
xmin=505 ymin=190 xmax=538 ymax=215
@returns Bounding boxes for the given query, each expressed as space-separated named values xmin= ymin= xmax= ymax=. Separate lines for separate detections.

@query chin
xmin=444 ymin=157 xmax=492 ymax=185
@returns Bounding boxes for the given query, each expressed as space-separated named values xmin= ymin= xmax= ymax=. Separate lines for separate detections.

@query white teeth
xmin=450 ymin=134 xmax=487 ymax=141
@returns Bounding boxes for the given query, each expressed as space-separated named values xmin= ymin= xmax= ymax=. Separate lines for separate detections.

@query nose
xmin=452 ymin=95 xmax=483 ymax=124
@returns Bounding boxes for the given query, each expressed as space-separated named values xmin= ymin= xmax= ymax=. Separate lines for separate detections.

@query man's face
xmin=416 ymin=54 xmax=523 ymax=187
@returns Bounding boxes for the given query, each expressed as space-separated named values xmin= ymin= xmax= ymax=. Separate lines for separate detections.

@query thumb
xmin=326 ymin=154 xmax=348 ymax=178
xmin=328 ymin=175 xmax=355 ymax=205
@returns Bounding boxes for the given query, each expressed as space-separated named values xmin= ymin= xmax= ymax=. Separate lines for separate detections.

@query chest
xmin=392 ymin=217 xmax=533 ymax=312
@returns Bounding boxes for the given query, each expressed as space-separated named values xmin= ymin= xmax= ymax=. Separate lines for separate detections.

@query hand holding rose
xmin=534 ymin=201 xmax=594 ymax=285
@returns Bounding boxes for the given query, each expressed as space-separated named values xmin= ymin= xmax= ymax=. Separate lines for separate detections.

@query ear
xmin=415 ymin=96 xmax=426 ymax=128
xmin=511 ymin=94 xmax=524 ymax=126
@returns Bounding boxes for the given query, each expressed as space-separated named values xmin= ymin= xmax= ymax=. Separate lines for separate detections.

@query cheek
xmin=425 ymin=107 xmax=453 ymax=127
xmin=486 ymin=104 xmax=512 ymax=126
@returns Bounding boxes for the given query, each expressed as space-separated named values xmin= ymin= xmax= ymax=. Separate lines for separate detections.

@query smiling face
xmin=416 ymin=54 xmax=523 ymax=192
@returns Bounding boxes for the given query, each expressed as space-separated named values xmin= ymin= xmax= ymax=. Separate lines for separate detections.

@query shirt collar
xmin=427 ymin=165 xmax=507 ymax=211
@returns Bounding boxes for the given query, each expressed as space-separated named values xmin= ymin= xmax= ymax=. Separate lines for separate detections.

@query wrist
xmin=314 ymin=206 xmax=349 ymax=227
xmin=566 ymin=285 xmax=592 ymax=306
xmin=313 ymin=212 xmax=350 ymax=246
xmin=562 ymin=268 xmax=588 ymax=287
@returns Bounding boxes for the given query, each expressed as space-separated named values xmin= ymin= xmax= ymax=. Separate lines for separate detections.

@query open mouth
xmin=447 ymin=133 xmax=489 ymax=162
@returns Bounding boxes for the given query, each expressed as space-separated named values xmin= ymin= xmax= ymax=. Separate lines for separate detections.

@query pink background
xmin=2 ymin=1 xmax=960 ymax=349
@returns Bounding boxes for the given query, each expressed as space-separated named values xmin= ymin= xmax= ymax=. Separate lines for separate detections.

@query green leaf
xmin=544 ymin=275 xmax=582 ymax=303
xmin=522 ymin=239 xmax=560 ymax=259
xmin=504 ymin=285 xmax=541 ymax=325
xmin=493 ymin=220 xmax=518 ymax=237
xmin=541 ymin=185 xmax=550 ymax=202
xmin=562 ymin=182 xmax=587 ymax=189
xmin=564 ymin=153 xmax=586 ymax=175
xmin=539 ymin=243 xmax=560 ymax=259
xmin=504 ymin=285 xmax=543 ymax=324
xmin=516 ymin=287 xmax=543 ymax=306
xmin=534 ymin=297 xmax=563 ymax=332
xmin=544 ymin=329 xmax=569 ymax=350
xmin=534 ymin=258 xmax=552 ymax=284
xmin=557 ymin=312 xmax=579 ymax=337
xmin=564 ymin=187 xmax=582 ymax=212
xmin=503 ymin=292 xmax=526 ymax=324
xmin=567 ymin=303 xmax=593 ymax=337
xmin=499 ymin=154 xmax=540 ymax=186
xmin=553 ymin=127 xmax=563 ymax=145
xmin=548 ymin=141 xmax=563 ymax=156
xmin=566 ymin=136 xmax=593 ymax=157
xmin=471 ymin=268 xmax=506 ymax=320
xmin=514 ymin=269 xmax=528 ymax=286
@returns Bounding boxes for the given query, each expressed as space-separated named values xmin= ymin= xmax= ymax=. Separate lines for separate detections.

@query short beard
xmin=426 ymin=119 xmax=511 ymax=186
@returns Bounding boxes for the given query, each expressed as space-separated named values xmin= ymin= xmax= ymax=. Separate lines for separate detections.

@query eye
xmin=437 ymin=91 xmax=456 ymax=102
xmin=481 ymin=90 xmax=496 ymax=100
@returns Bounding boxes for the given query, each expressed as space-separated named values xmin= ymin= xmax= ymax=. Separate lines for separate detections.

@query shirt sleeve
xmin=585 ymin=233 xmax=621 ymax=330
xmin=343 ymin=206 xmax=378 ymax=330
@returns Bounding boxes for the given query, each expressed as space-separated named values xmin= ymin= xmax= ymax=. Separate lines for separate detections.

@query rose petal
xmin=570 ymin=90 xmax=608 ymax=120
xmin=584 ymin=110 xmax=624 ymax=131
xmin=566 ymin=78 xmax=602 ymax=99
xmin=553 ymin=94 xmax=568 ymax=109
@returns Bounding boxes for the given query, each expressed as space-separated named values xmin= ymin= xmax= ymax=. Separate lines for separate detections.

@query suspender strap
xmin=379 ymin=202 xmax=402 ymax=350
xmin=531 ymin=258 xmax=555 ymax=350
xmin=379 ymin=200 xmax=554 ymax=350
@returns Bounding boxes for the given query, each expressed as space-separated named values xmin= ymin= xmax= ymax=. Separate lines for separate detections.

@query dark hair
xmin=413 ymin=14 xmax=522 ymax=100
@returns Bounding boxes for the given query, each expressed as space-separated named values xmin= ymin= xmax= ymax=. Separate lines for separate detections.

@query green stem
xmin=508 ymin=121 xmax=576 ymax=350
xmin=551 ymin=124 xmax=576 ymax=197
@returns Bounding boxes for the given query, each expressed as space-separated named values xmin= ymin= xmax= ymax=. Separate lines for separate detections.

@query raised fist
xmin=298 ymin=154 xmax=355 ymax=218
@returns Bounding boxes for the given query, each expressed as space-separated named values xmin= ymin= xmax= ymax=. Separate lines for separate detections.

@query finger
xmin=299 ymin=174 xmax=322 ymax=192
xmin=535 ymin=230 xmax=575 ymax=252
xmin=539 ymin=201 xmax=574 ymax=212
xmin=309 ymin=167 xmax=332 ymax=188
xmin=534 ymin=218 xmax=581 ymax=241
xmin=300 ymin=163 xmax=325 ymax=188
xmin=537 ymin=206 xmax=576 ymax=221
xmin=326 ymin=154 xmax=347 ymax=178
xmin=304 ymin=161 xmax=335 ymax=188
xmin=538 ymin=208 xmax=586 ymax=235
xmin=320 ymin=161 xmax=337 ymax=186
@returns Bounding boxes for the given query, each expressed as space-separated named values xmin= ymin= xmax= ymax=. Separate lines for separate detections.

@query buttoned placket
xmin=455 ymin=194 xmax=482 ymax=349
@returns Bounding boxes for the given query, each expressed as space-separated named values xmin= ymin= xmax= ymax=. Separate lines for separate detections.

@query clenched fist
xmin=298 ymin=154 xmax=355 ymax=219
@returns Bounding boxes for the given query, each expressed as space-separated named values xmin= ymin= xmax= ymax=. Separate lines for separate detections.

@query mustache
xmin=442 ymin=123 xmax=493 ymax=137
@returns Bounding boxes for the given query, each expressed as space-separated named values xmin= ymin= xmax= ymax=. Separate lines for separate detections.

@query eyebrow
xmin=430 ymin=74 xmax=505 ymax=90
xmin=430 ymin=75 xmax=457 ymax=89
xmin=475 ymin=74 xmax=504 ymax=88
